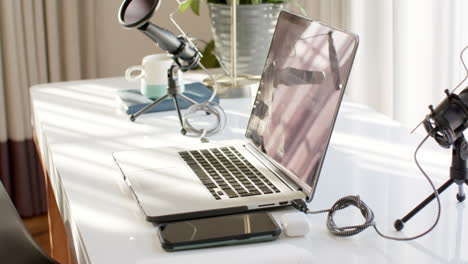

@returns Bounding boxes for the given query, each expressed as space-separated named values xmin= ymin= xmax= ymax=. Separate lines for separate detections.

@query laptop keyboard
xmin=179 ymin=147 xmax=281 ymax=200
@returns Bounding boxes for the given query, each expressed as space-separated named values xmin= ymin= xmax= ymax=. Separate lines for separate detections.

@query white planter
xmin=208 ymin=3 xmax=285 ymax=75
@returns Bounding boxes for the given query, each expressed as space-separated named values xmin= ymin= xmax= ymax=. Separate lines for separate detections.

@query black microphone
xmin=118 ymin=0 xmax=200 ymax=71
xmin=139 ymin=23 xmax=200 ymax=70
xmin=423 ymin=88 xmax=468 ymax=148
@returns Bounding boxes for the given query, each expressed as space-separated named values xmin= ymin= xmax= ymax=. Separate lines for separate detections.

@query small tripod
xmin=129 ymin=62 xmax=198 ymax=135
xmin=394 ymin=135 xmax=468 ymax=231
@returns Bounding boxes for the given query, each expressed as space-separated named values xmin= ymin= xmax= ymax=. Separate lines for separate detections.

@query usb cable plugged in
xmin=290 ymin=134 xmax=441 ymax=241
xmin=292 ymin=196 xmax=376 ymax=237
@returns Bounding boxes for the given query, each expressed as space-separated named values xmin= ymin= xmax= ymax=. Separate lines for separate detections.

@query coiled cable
xmin=182 ymin=63 xmax=226 ymax=141
xmin=293 ymin=133 xmax=442 ymax=240
xmin=170 ymin=3 xmax=226 ymax=142
xmin=183 ymin=100 xmax=226 ymax=138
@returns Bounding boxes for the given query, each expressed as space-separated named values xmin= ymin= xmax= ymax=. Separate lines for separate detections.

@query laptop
xmin=113 ymin=10 xmax=359 ymax=223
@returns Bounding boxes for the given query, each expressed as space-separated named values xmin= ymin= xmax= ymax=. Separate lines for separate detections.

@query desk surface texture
xmin=31 ymin=76 xmax=467 ymax=264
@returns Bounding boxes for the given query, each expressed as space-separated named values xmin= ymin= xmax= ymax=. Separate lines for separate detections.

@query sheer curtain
xmin=305 ymin=0 xmax=468 ymax=128
xmin=0 ymin=0 xmax=96 ymax=217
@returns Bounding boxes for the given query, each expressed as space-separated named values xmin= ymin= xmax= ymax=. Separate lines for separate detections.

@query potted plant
xmin=181 ymin=0 xmax=305 ymax=75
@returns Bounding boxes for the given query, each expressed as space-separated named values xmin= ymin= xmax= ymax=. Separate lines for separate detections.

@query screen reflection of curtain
xmin=0 ymin=0 xmax=96 ymax=217
xmin=305 ymin=0 xmax=468 ymax=127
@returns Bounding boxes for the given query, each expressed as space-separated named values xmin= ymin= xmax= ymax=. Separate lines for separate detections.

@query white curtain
xmin=305 ymin=0 xmax=468 ymax=128
xmin=0 ymin=0 xmax=97 ymax=217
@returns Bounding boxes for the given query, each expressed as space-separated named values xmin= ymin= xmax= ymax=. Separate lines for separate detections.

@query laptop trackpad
xmin=125 ymin=167 xmax=210 ymax=218
xmin=113 ymin=147 xmax=186 ymax=172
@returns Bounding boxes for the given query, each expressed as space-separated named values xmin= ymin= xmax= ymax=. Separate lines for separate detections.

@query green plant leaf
xmin=179 ymin=0 xmax=193 ymax=14
xmin=190 ymin=0 xmax=201 ymax=15
xmin=199 ymin=40 xmax=220 ymax=69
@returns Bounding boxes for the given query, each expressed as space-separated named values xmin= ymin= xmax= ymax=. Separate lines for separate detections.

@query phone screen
xmin=159 ymin=212 xmax=279 ymax=244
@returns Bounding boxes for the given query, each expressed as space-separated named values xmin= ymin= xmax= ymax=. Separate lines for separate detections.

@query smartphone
xmin=158 ymin=212 xmax=281 ymax=251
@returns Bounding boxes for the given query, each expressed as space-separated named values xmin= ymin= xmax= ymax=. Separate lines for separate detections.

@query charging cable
xmin=170 ymin=2 xmax=226 ymax=143
xmin=292 ymin=134 xmax=442 ymax=241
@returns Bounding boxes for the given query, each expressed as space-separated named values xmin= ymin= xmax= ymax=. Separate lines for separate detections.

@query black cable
xmin=292 ymin=133 xmax=442 ymax=240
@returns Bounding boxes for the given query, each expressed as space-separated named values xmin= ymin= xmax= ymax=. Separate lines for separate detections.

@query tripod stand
xmin=129 ymin=62 xmax=198 ymax=135
xmin=394 ymin=135 xmax=468 ymax=231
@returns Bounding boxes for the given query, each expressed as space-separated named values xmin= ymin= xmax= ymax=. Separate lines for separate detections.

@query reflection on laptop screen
xmin=245 ymin=11 xmax=358 ymax=192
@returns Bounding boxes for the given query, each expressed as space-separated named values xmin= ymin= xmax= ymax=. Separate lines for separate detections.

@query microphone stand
xmin=129 ymin=61 xmax=198 ymax=135
xmin=394 ymin=135 xmax=468 ymax=231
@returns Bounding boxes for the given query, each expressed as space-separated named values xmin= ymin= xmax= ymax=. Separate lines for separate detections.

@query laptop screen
xmin=245 ymin=11 xmax=358 ymax=199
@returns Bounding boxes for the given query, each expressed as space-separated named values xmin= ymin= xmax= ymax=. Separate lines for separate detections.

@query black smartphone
xmin=158 ymin=212 xmax=281 ymax=251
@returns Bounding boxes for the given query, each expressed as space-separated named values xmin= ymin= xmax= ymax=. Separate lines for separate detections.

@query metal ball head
xmin=457 ymin=193 xmax=465 ymax=202
xmin=181 ymin=128 xmax=187 ymax=135
xmin=394 ymin=219 xmax=405 ymax=231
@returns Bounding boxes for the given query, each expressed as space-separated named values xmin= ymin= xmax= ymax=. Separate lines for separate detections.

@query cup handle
xmin=125 ymin=65 xmax=145 ymax=81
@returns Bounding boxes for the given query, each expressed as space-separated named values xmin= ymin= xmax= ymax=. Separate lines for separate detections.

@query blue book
xmin=115 ymin=82 xmax=219 ymax=115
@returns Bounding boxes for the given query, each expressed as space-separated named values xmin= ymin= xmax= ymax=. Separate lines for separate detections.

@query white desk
xmin=31 ymin=75 xmax=467 ymax=264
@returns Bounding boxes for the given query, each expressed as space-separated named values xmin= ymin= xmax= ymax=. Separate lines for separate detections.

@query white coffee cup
xmin=125 ymin=54 xmax=185 ymax=99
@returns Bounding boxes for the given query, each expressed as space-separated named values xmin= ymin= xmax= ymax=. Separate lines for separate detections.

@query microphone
xmin=118 ymin=0 xmax=200 ymax=71
xmin=138 ymin=23 xmax=200 ymax=70
xmin=423 ymin=88 xmax=468 ymax=148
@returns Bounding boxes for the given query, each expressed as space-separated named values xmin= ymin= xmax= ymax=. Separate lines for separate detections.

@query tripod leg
xmin=457 ymin=184 xmax=465 ymax=202
xmin=178 ymin=94 xmax=198 ymax=105
xmin=394 ymin=178 xmax=454 ymax=231
xmin=129 ymin=94 xmax=169 ymax=122
xmin=172 ymin=95 xmax=187 ymax=135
